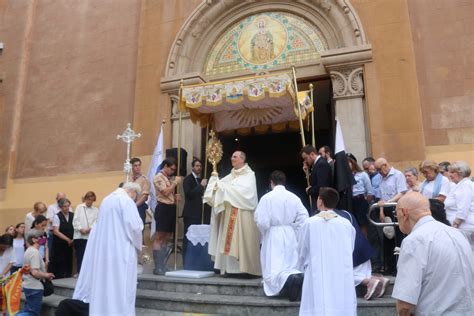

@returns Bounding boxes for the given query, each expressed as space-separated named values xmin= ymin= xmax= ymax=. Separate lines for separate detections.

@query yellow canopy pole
xmin=310 ymin=83 xmax=315 ymax=147
xmin=201 ymin=123 xmax=210 ymax=224
xmin=174 ymin=80 xmax=184 ymax=271
xmin=292 ymin=66 xmax=306 ymax=146
xmin=292 ymin=66 xmax=312 ymax=209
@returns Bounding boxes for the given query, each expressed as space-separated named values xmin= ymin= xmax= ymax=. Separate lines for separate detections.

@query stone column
xmin=329 ymin=67 xmax=368 ymax=161
xmin=170 ymin=94 xmax=203 ymax=169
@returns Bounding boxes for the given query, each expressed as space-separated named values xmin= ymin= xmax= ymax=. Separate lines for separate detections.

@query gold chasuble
xmin=204 ymin=164 xmax=262 ymax=276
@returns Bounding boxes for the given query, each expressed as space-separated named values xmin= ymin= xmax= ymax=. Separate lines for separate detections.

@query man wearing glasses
xmin=374 ymin=158 xmax=407 ymax=275
xmin=392 ymin=191 xmax=473 ymax=315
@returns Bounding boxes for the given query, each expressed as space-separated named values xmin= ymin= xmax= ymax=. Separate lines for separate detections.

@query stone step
xmin=53 ymin=274 xmax=395 ymax=298
xmin=50 ymin=277 xmax=397 ymax=316
xmin=42 ymin=292 xmax=396 ymax=316
xmin=40 ymin=295 xmax=203 ymax=316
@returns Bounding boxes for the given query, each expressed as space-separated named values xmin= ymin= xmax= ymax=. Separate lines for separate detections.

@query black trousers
xmin=74 ymin=239 xmax=87 ymax=273
xmin=56 ymin=299 xmax=89 ymax=316
xmin=50 ymin=241 xmax=73 ymax=278
xmin=380 ymin=205 xmax=404 ymax=273
xmin=137 ymin=203 xmax=148 ymax=227
xmin=182 ymin=217 xmax=201 ymax=266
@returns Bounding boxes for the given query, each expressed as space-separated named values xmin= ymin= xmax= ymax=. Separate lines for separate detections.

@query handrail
xmin=367 ymin=202 xmax=399 ymax=227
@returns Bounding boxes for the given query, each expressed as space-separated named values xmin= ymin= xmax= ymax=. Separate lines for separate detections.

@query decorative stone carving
xmin=329 ymin=67 xmax=364 ymax=99
xmin=191 ymin=17 xmax=211 ymax=38
xmin=162 ymin=0 xmax=371 ymax=81
xmin=170 ymin=95 xmax=190 ymax=120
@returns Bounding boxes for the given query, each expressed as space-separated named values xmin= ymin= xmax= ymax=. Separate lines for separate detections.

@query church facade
xmin=1 ymin=0 xmax=473 ymax=224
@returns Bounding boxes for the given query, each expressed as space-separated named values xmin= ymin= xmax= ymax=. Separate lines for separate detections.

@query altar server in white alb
xmin=73 ymin=183 xmax=144 ymax=316
xmin=254 ymin=170 xmax=308 ymax=301
xmin=298 ymin=187 xmax=356 ymax=316
xmin=204 ymin=150 xmax=261 ymax=276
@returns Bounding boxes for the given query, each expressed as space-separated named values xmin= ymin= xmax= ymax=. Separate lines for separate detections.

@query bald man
xmin=374 ymin=158 xmax=407 ymax=274
xmin=392 ymin=192 xmax=474 ymax=316
xmin=204 ymin=151 xmax=261 ymax=277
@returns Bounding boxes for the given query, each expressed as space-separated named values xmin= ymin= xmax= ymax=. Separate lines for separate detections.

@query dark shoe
xmin=288 ymin=274 xmax=304 ymax=302
xmin=152 ymin=250 xmax=161 ymax=275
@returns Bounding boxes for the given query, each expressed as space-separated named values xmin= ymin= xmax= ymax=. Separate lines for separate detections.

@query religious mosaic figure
xmin=250 ymin=18 xmax=275 ymax=64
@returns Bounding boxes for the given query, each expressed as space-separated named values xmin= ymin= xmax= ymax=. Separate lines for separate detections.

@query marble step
xmin=42 ymin=292 xmax=396 ymax=316
xmin=40 ymin=295 xmax=201 ymax=316
xmin=53 ymin=274 xmax=395 ymax=298
xmin=50 ymin=277 xmax=396 ymax=316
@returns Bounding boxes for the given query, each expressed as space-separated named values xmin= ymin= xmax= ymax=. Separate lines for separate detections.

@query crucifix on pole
xmin=116 ymin=123 xmax=141 ymax=183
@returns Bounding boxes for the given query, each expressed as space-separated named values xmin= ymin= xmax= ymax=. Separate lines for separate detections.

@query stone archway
xmin=161 ymin=0 xmax=373 ymax=163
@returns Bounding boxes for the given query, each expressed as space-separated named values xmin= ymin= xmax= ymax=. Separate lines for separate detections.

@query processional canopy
xmin=179 ymin=72 xmax=312 ymax=133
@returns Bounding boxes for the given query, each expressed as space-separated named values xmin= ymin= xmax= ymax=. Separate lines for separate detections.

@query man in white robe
xmin=73 ymin=183 xmax=144 ymax=316
xmin=254 ymin=170 xmax=308 ymax=300
xmin=203 ymin=150 xmax=261 ymax=276
xmin=298 ymin=187 xmax=356 ymax=316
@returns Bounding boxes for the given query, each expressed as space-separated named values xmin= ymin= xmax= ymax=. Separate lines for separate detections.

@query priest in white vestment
xmin=297 ymin=187 xmax=356 ymax=316
xmin=254 ymin=170 xmax=308 ymax=299
xmin=73 ymin=183 xmax=144 ymax=316
xmin=203 ymin=151 xmax=261 ymax=276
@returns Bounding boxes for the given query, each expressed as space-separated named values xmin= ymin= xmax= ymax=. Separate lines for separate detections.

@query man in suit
xmin=182 ymin=158 xmax=210 ymax=264
xmin=301 ymin=145 xmax=332 ymax=216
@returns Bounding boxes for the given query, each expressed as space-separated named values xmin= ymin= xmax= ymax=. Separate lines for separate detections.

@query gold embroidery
xmin=224 ymin=207 xmax=238 ymax=255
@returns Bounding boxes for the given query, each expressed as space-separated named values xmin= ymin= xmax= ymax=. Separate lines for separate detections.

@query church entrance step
xmin=49 ymin=276 xmax=397 ymax=315
xmin=40 ymin=294 xmax=202 ymax=316
xmin=53 ymin=274 xmax=396 ymax=298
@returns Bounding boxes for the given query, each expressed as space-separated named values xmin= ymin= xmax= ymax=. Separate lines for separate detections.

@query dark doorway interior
xmin=205 ymin=77 xmax=333 ymax=210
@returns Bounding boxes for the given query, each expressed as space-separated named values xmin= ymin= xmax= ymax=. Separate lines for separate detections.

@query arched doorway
xmin=161 ymin=0 xmax=373 ymax=190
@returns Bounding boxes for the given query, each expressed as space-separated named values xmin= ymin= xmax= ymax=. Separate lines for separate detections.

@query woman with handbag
xmin=17 ymin=229 xmax=54 ymax=316
xmin=72 ymin=191 xmax=99 ymax=277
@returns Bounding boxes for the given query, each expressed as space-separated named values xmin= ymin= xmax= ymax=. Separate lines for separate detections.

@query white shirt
xmin=0 ymin=247 xmax=15 ymax=277
xmin=24 ymin=212 xmax=36 ymax=233
xmin=254 ymin=185 xmax=308 ymax=296
xmin=392 ymin=216 xmax=474 ymax=315
xmin=420 ymin=175 xmax=451 ymax=199
xmin=73 ymin=203 xmax=100 ymax=240
xmin=53 ymin=212 xmax=71 ymax=228
xmin=13 ymin=238 xmax=25 ymax=267
xmin=444 ymin=178 xmax=474 ymax=229
xmin=379 ymin=167 xmax=407 ymax=201
xmin=47 ymin=203 xmax=72 ymax=231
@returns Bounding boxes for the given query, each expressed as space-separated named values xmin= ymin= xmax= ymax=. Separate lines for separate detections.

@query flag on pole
xmin=1 ymin=268 xmax=26 ymax=315
xmin=147 ymin=125 xmax=164 ymax=238
xmin=333 ymin=118 xmax=355 ymax=211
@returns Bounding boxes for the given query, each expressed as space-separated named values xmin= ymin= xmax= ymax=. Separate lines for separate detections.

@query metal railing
xmin=367 ymin=202 xmax=399 ymax=227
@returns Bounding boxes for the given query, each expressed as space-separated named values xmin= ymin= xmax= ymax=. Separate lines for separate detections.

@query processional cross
xmin=116 ymin=123 xmax=141 ymax=183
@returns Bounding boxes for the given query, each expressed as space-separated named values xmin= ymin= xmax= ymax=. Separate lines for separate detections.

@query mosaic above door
xmin=204 ymin=12 xmax=328 ymax=77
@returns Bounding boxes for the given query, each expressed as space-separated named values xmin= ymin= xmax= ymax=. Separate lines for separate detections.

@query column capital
xmin=329 ymin=67 xmax=364 ymax=100
xmin=170 ymin=94 xmax=190 ymax=121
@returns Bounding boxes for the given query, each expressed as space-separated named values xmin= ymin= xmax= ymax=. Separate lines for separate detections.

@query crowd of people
xmin=1 ymin=191 xmax=100 ymax=315
xmin=2 ymin=145 xmax=473 ymax=316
